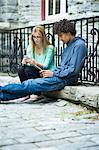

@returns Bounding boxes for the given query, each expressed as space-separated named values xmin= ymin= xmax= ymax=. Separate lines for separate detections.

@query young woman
xmin=18 ymin=25 xmax=55 ymax=101
xmin=18 ymin=25 xmax=55 ymax=82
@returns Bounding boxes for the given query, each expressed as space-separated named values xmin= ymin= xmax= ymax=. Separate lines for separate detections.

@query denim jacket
xmin=53 ymin=37 xmax=87 ymax=79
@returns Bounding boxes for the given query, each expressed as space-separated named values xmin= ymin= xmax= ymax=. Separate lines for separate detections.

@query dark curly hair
xmin=53 ymin=19 xmax=76 ymax=36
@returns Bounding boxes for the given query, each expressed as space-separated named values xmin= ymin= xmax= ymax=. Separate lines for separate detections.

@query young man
xmin=0 ymin=19 xmax=87 ymax=101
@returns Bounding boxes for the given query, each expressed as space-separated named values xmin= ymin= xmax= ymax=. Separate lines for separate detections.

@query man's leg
xmin=0 ymin=82 xmax=30 ymax=101
xmin=0 ymin=77 xmax=66 ymax=101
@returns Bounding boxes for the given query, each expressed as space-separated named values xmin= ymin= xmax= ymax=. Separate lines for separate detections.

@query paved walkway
xmin=0 ymin=76 xmax=99 ymax=150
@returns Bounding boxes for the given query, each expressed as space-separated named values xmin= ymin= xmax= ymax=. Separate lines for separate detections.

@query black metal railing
xmin=0 ymin=16 xmax=99 ymax=84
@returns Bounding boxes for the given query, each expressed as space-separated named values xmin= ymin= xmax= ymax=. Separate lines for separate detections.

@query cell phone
xmin=31 ymin=64 xmax=42 ymax=71
xmin=23 ymin=55 xmax=30 ymax=59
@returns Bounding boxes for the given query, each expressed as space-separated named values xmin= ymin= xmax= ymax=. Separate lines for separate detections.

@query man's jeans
xmin=0 ymin=77 xmax=66 ymax=101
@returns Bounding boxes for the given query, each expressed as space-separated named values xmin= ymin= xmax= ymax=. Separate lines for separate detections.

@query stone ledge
xmin=44 ymin=86 xmax=99 ymax=111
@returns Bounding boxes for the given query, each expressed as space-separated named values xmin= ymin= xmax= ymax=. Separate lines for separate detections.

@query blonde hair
xmin=29 ymin=25 xmax=51 ymax=50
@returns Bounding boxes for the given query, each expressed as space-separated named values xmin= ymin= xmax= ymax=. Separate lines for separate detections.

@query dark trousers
xmin=18 ymin=65 xmax=40 ymax=82
xmin=18 ymin=65 xmax=41 ymax=95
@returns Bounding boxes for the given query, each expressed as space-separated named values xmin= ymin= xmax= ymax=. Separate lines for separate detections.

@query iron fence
xmin=0 ymin=16 xmax=99 ymax=84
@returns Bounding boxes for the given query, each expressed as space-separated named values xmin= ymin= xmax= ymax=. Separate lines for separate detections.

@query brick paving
xmin=0 ymin=76 xmax=99 ymax=150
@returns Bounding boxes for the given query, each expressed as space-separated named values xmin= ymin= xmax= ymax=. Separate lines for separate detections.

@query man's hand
xmin=40 ymin=70 xmax=53 ymax=78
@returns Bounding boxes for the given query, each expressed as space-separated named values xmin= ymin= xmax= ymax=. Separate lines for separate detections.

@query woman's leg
xmin=24 ymin=66 xmax=40 ymax=79
xmin=24 ymin=66 xmax=41 ymax=96
xmin=18 ymin=65 xmax=28 ymax=82
xmin=18 ymin=65 xmax=41 ymax=98
xmin=18 ymin=65 xmax=40 ymax=81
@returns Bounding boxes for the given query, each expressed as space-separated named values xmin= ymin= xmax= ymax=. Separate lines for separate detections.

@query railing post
xmin=66 ymin=0 xmax=68 ymax=13
xmin=19 ymin=29 xmax=23 ymax=61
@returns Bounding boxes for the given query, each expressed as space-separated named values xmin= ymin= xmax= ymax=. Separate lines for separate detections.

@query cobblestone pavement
xmin=0 ymin=76 xmax=99 ymax=150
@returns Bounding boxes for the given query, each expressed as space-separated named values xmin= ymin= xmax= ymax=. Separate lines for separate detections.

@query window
xmin=48 ymin=0 xmax=60 ymax=16
xmin=45 ymin=0 xmax=68 ymax=21
xmin=55 ymin=0 xmax=60 ymax=14
xmin=48 ymin=0 xmax=53 ymax=15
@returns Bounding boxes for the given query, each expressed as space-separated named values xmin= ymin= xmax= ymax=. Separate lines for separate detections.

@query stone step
xmin=44 ymin=86 xmax=99 ymax=112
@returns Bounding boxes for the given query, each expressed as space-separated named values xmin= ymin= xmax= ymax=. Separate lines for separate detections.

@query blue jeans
xmin=0 ymin=76 xmax=66 ymax=101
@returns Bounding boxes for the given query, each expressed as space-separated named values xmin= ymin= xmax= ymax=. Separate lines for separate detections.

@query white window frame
xmin=46 ymin=0 xmax=68 ymax=21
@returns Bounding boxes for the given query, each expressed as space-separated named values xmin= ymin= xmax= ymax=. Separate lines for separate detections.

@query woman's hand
xmin=22 ymin=58 xmax=36 ymax=65
xmin=22 ymin=58 xmax=28 ymax=65
xmin=40 ymin=70 xmax=53 ymax=78
xmin=29 ymin=60 xmax=37 ymax=65
xmin=22 ymin=55 xmax=31 ymax=65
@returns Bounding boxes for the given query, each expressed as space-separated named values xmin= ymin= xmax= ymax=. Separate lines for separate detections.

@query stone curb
xmin=44 ymin=86 xmax=99 ymax=111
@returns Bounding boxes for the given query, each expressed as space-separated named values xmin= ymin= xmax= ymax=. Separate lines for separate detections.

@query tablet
xmin=31 ymin=64 xmax=42 ymax=71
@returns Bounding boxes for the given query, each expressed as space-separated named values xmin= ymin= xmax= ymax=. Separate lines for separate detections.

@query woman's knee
xmin=18 ymin=66 xmax=25 ymax=75
xmin=24 ymin=66 xmax=40 ymax=79
xmin=24 ymin=67 xmax=32 ymax=75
